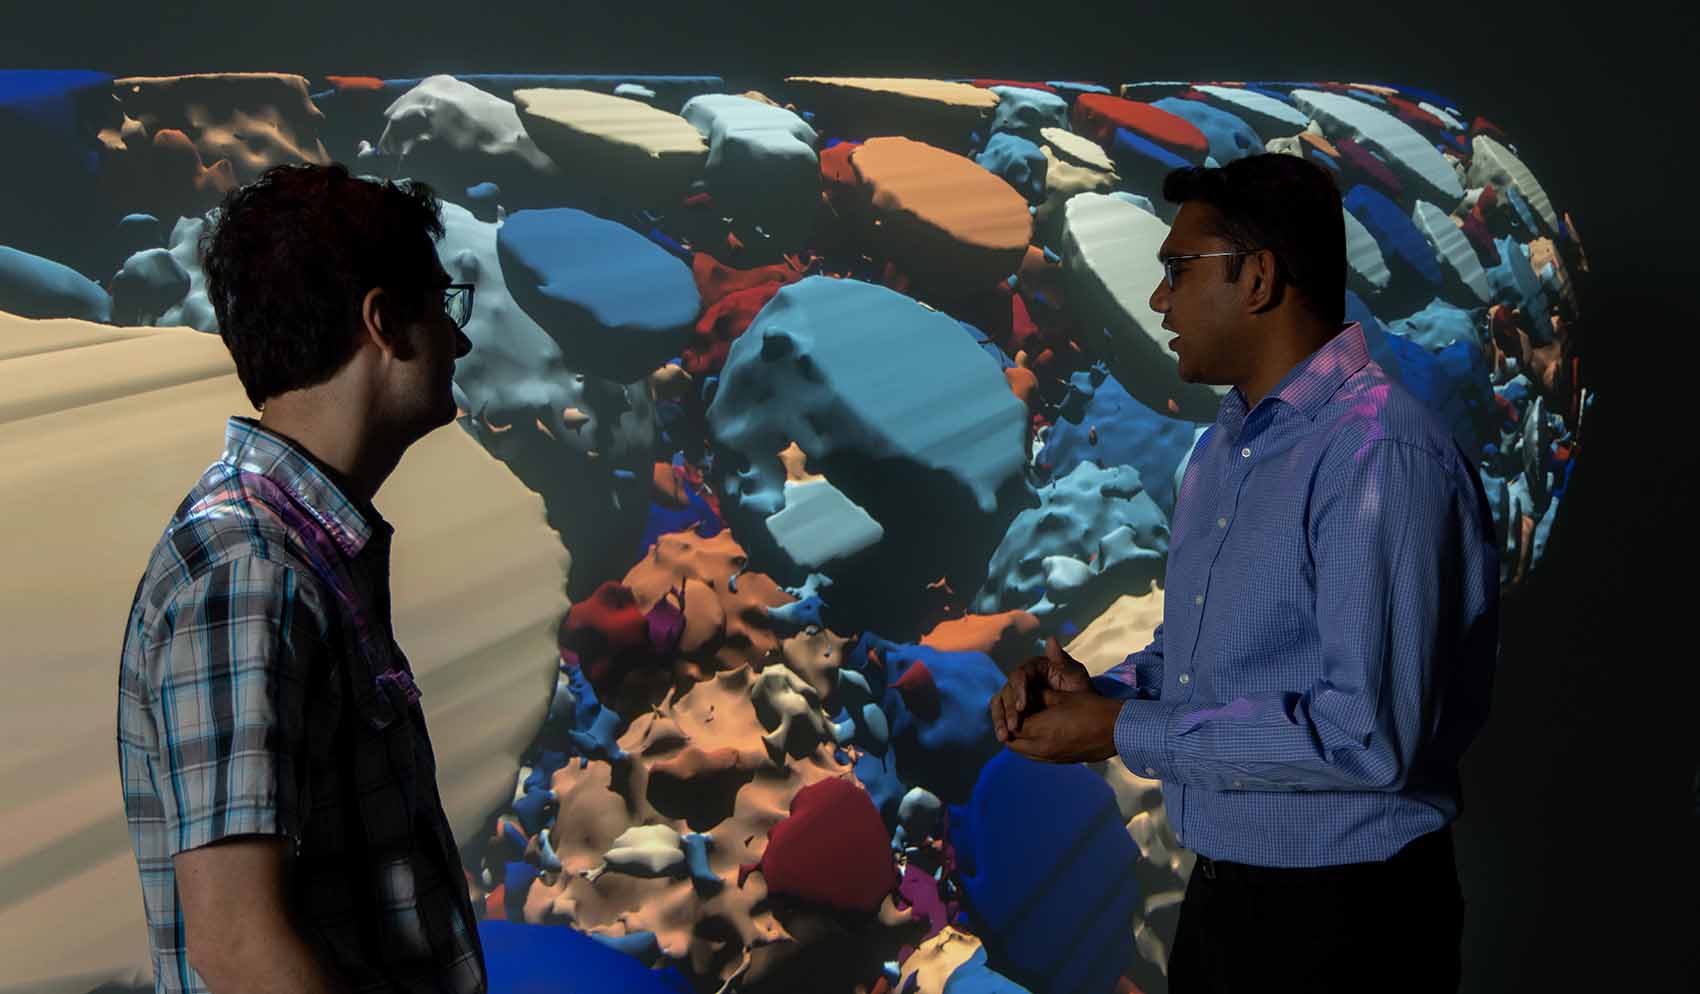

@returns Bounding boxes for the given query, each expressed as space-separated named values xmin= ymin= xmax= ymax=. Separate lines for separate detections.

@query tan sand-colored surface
xmin=0 ymin=312 xmax=564 ymax=992
xmin=515 ymin=88 xmax=708 ymax=207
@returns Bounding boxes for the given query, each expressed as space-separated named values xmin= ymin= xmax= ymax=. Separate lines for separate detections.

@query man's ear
xmin=1243 ymin=248 xmax=1285 ymax=314
xmin=359 ymin=286 xmax=412 ymax=358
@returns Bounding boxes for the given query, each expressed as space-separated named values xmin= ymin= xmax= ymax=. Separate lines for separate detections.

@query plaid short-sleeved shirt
xmin=116 ymin=416 xmax=487 ymax=994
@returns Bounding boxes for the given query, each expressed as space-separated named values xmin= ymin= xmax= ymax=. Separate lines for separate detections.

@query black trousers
xmin=1166 ymin=827 xmax=1464 ymax=994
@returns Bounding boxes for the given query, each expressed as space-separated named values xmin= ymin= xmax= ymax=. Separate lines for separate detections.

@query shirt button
xmin=1233 ymin=780 xmax=1245 ymax=789
xmin=1241 ymin=447 xmax=1252 ymax=458
xmin=1217 ymin=516 xmax=1228 ymax=528
xmin=1193 ymin=594 xmax=1204 ymax=605
xmin=1178 ymin=673 xmax=1191 ymax=685
xmin=1145 ymin=767 xmax=1157 ymax=777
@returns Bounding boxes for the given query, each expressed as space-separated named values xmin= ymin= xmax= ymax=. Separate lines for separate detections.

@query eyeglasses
xmin=442 ymin=282 xmax=475 ymax=328
xmin=1160 ymin=250 xmax=1263 ymax=290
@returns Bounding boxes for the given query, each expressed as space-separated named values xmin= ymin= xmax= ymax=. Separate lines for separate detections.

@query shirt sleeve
xmin=1114 ymin=438 xmax=1465 ymax=791
xmin=1090 ymin=622 xmax=1165 ymax=701
xmin=142 ymin=555 xmax=331 ymax=856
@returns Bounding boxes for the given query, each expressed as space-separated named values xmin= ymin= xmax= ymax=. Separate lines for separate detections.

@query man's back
xmin=117 ymin=416 xmax=485 ymax=994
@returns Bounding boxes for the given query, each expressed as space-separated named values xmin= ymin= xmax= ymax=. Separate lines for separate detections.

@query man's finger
xmin=990 ymin=694 xmax=1007 ymax=741
xmin=1046 ymin=636 xmax=1064 ymax=665
xmin=1013 ymin=662 xmax=1033 ymax=713
xmin=999 ymin=682 xmax=1022 ymax=736
xmin=1041 ymin=688 xmax=1066 ymax=708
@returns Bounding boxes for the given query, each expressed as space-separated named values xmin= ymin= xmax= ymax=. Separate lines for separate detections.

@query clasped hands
xmin=989 ymin=636 xmax=1123 ymax=764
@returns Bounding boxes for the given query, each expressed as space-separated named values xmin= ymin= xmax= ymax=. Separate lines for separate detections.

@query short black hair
xmin=1162 ymin=153 xmax=1346 ymax=326
xmin=200 ymin=162 xmax=446 ymax=409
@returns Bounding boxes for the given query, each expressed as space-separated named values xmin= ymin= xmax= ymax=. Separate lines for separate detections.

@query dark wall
xmin=5 ymin=1 xmax=1694 ymax=989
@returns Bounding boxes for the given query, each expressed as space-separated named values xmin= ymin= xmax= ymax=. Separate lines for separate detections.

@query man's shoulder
xmin=1316 ymin=360 xmax=1461 ymax=470
xmin=132 ymin=466 xmax=328 ymax=623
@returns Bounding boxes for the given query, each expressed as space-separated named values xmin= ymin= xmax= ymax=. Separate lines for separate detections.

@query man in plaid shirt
xmin=116 ymin=163 xmax=484 ymax=994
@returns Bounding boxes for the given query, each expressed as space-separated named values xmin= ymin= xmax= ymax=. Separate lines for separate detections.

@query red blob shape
xmin=564 ymin=581 xmax=651 ymax=695
xmin=1381 ymin=93 xmax=1448 ymax=133
xmin=738 ymin=777 xmax=898 ymax=913
xmin=1334 ymin=138 xmax=1404 ymax=199
xmin=684 ymin=281 xmax=788 ymax=377
xmin=1471 ymin=116 xmax=1506 ymax=140
xmin=691 ymin=252 xmax=802 ymax=304
xmin=1071 ymin=93 xmax=1209 ymax=158
xmin=819 ymin=141 xmax=863 ymax=187
xmin=325 ymin=75 xmax=384 ymax=92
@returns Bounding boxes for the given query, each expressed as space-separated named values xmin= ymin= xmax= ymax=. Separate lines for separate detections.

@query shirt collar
xmin=219 ymin=416 xmax=387 ymax=559
xmin=1217 ymin=322 xmax=1371 ymax=432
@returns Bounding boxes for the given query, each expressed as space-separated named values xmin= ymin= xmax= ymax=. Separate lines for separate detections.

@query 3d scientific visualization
xmin=0 ymin=68 xmax=1587 ymax=994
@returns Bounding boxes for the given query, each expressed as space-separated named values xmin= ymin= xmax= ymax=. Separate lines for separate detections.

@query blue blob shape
xmin=643 ymin=225 xmax=692 ymax=263
xmin=1152 ymin=97 xmax=1264 ymax=163
xmin=768 ymin=593 xmax=828 ymax=633
xmin=478 ymin=920 xmax=695 ymax=993
xmin=941 ymin=947 xmax=1037 ymax=994
xmin=559 ymin=665 xmax=629 ymax=765
xmin=588 ymin=929 xmax=663 ymax=965
xmin=989 ymin=85 xmax=1070 ymax=138
xmin=1037 ymin=363 xmax=1197 ymax=518
xmin=511 ymin=787 xmax=555 ymax=835
xmin=1350 ymin=292 xmax=1496 ymax=458
xmin=523 ymin=751 xmax=569 ymax=793
xmin=1483 ymin=235 xmax=1555 ymax=344
xmin=1384 ymin=83 xmax=1461 ymax=114
xmin=681 ymin=833 xmax=723 ymax=893
xmin=1343 ymin=185 xmax=1443 ymax=290
xmin=975 ymin=132 xmax=1048 ymax=203
xmin=947 ymin=749 xmax=1141 ymax=994
xmin=1309 ymin=148 xmax=1341 ymax=172
xmin=956 ymin=318 xmax=1016 ymax=370
xmin=1345 ymin=88 xmax=1388 ymax=107
xmin=497 ymin=208 xmax=699 ymax=382
xmin=639 ymin=486 xmax=721 ymax=561
xmin=1108 ymin=127 xmax=1190 ymax=174
xmin=1388 ymin=298 xmax=1479 ymax=353
xmin=1502 ymin=186 xmax=1545 ymax=236
xmin=109 ymin=247 xmax=189 ymax=325
xmin=502 ymin=860 xmax=540 ymax=920
xmin=861 ymin=637 xmax=1005 ymax=806
xmin=115 ymin=213 xmax=165 ymax=258
xmin=1239 ymin=83 xmax=1297 ymax=104
xmin=0 ymin=244 xmax=111 ymax=321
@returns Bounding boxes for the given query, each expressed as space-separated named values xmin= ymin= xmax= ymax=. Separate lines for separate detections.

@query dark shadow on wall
xmin=1455 ymin=375 xmax=1699 ymax=992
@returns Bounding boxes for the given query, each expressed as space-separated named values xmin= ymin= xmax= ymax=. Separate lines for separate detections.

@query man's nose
xmin=454 ymin=328 xmax=472 ymax=359
xmin=1150 ymin=277 xmax=1171 ymax=315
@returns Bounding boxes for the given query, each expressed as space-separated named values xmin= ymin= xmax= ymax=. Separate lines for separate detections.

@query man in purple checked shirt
xmin=991 ymin=154 xmax=1499 ymax=994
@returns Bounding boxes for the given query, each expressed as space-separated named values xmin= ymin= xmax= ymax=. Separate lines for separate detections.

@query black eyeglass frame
xmin=1160 ymin=249 xmax=1267 ymax=290
xmin=442 ymin=282 xmax=476 ymax=328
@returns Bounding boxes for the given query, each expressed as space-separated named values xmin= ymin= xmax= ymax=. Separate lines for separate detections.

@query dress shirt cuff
xmin=1090 ymin=674 xmax=1141 ymax=701
xmin=1113 ymin=698 xmax=1180 ymax=781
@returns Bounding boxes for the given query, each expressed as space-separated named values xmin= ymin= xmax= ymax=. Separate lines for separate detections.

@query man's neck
xmin=258 ymin=395 xmax=398 ymax=507
xmin=1237 ymin=319 xmax=1338 ymax=408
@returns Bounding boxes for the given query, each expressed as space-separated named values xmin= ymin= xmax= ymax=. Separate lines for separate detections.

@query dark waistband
xmin=1192 ymin=826 xmax=1454 ymax=884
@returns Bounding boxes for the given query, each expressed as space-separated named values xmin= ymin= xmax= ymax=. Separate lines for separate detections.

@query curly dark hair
xmin=200 ymin=162 xmax=446 ymax=409
xmin=1162 ymin=153 xmax=1346 ymax=326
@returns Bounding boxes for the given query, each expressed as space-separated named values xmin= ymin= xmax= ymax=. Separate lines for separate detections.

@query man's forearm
xmin=195 ymin=922 xmax=353 ymax=994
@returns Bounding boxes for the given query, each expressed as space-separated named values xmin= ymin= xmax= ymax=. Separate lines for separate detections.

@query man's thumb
xmin=1046 ymin=635 xmax=1065 ymax=663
